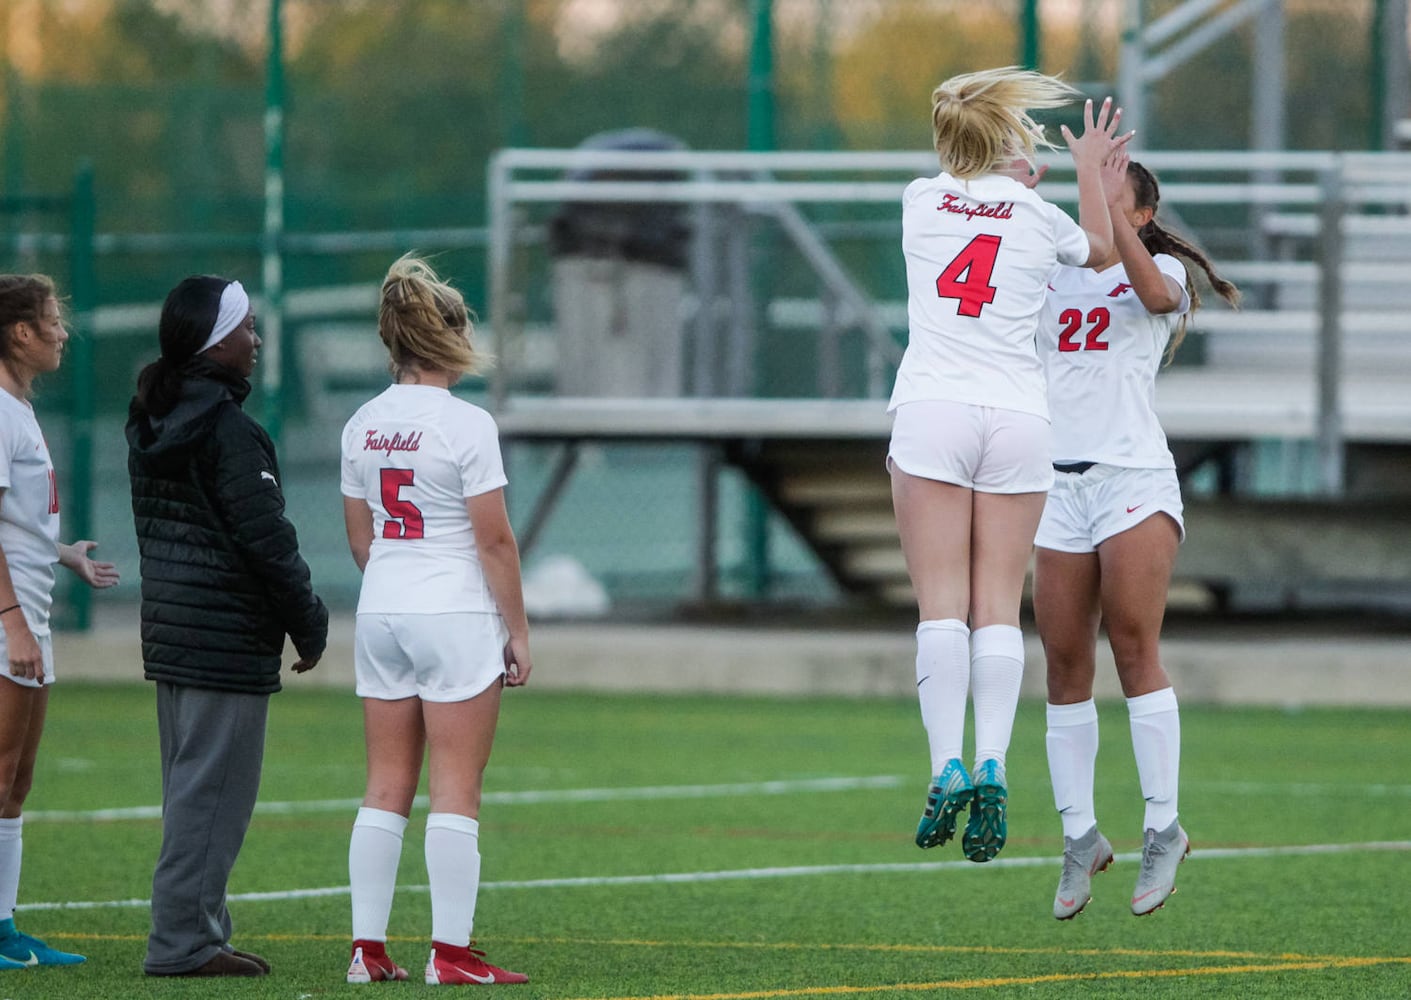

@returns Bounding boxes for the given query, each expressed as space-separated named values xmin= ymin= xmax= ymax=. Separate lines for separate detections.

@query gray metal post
xmin=1315 ymin=165 xmax=1345 ymax=495
xmin=262 ymin=0 xmax=286 ymax=442
xmin=725 ymin=210 xmax=755 ymax=397
xmin=689 ymin=180 xmax=721 ymax=396
xmin=1381 ymin=0 xmax=1410 ymax=149
xmin=487 ymin=152 xmax=512 ymax=412
xmin=1119 ymin=0 xmax=1146 ymax=148
xmin=818 ymin=286 xmax=841 ymax=398
xmin=1251 ymin=1 xmax=1285 ymax=153
xmin=1249 ymin=0 xmax=1285 ymax=276
xmin=694 ymin=445 xmax=721 ymax=603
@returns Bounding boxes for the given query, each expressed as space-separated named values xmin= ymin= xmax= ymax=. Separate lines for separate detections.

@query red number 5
xmin=380 ymin=468 xmax=424 ymax=539
xmin=935 ymin=234 xmax=1002 ymax=317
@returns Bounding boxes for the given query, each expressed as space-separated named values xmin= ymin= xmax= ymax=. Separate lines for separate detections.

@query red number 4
xmin=935 ymin=234 xmax=1002 ymax=317
xmin=379 ymin=468 xmax=424 ymax=539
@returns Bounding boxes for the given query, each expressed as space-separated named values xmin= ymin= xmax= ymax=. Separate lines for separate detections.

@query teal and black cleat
xmin=914 ymin=758 xmax=974 ymax=849
xmin=962 ymin=758 xmax=1008 ymax=863
xmin=0 ymin=929 xmax=86 ymax=967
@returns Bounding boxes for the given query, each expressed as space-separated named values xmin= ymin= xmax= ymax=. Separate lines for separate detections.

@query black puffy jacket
xmin=126 ymin=359 xmax=328 ymax=694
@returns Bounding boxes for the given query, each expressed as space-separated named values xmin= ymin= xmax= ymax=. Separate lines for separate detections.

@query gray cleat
xmin=1131 ymin=818 xmax=1190 ymax=916
xmin=1053 ymin=825 xmax=1115 ymax=920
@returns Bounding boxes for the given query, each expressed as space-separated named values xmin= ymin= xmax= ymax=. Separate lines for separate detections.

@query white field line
xmin=24 ymin=775 xmax=907 ymax=823
xmin=29 ymin=777 xmax=1411 ymax=824
xmin=19 ymin=840 xmax=1411 ymax=913
xmin=1205 ymin=781 xmax=1411 ymax=798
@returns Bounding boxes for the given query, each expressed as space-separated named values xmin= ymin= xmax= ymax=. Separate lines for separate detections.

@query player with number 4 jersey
xmin=340 ymin=255 xmax=530 ymax=986
xmin=889 ymin=67 xmax=1133 ymax=866
xmin=1034 ymin=154 xmax=1240 ymax=919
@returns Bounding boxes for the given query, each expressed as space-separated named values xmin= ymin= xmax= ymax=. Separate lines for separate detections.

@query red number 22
xmin=1057 ymin=307 xmax=1111 ymax=352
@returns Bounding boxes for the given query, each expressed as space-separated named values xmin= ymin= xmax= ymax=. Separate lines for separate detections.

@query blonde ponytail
xmin=378 ymin=254 xmax=484 ymax=378
xmin=931 ymin=66 xmax=1078 ymax=179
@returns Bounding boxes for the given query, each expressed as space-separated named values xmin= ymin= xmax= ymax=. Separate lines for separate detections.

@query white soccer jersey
xmin=0 ymin=390 xmax=60 ymax=636
xmin=889 ymin=172 xmax=1091 ymax=419
xmin=1038 ymin=254 xmax=1191 ymax=468
xmin=340 ymin=384 xmax=508 ymax=615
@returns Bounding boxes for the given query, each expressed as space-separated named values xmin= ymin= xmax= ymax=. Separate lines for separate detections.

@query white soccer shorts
xmin=0 ymin=630 xmax=54 ymax=688
xmin=354 ymin=612 xmax=508 ymax=703
xmin=1035 ymin=464 xmax=1185 ymax=553
xmin=888 ymin=399 xmax=1054 ymax=494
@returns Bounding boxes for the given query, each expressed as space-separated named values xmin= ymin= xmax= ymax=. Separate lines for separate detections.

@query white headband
xmin=199 ymin=280 xmax=249 ymax=354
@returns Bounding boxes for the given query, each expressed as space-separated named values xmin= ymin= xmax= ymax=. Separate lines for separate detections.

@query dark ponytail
xmin=133 ymin=275 xmax=229 ymax=417
xmin=1128 ymin=161 xmax=1241 ymax=363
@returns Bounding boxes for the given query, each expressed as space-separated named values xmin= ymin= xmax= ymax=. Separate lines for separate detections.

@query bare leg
xmin=0 ymin=683 xmax=45 ymax=927
xmin=1033 ymin=547 xmax=1103 ymax=704
xmin=0 ymin=682 xmax=46 ymax=817
xmin=1100 ymin=514 xmax=1183 ymax=835
xmin=1098 ymin=513 xmax=1180 ymax=698
xmin=350 ymin=697 xmax=424 ymax=951
xmin=362 ymin=697 xmax=425 ymax=816
xmin=968 ymin=490 xmax=1046 ymax=760
xmin=969 ymin=490 xmax=1047 ymax=628
xmin=890 ymin=466 xmax=972 ymax=622
xmin=1034 ymin=546 xmax=1104 ymax=841
xmin=422 ymin=680 xmax=504 ymax=949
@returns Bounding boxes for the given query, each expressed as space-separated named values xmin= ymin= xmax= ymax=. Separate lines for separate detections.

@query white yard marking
xmin=27 ymin=776 xmax=1411 ymax=824
xmin=19 ymin=841 xmax=1411 ymax=912
xmin=23 ymin=775 xmax=907 ymax=823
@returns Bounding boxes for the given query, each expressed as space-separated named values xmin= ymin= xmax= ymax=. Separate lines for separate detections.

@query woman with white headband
xmin=127 ymin=275 xmax=329 ymax=978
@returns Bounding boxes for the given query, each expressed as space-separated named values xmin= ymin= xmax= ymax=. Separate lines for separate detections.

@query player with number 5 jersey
xmin=889 ymin=67 xmax=1132 ymax=865
xmin=1034 ymin=153 xmax=1240 ymax=920
xmin=339 ymin=255 xmax=530 ymax=986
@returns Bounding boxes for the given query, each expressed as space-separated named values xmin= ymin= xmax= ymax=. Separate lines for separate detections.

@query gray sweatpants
xmin=143 ymin=682 xmax=269 ymax=975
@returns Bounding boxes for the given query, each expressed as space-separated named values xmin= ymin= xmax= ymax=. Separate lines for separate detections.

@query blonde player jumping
xmin=1034 ymin=153 xmax=1239 ymax=918
xmin=892 ymin=66 xmax=1131 ymax=862
xmin=341 ymin=256 xmax=531 ymax=985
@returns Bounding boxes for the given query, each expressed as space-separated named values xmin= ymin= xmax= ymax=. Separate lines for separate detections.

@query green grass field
xmin=8 ymin=684 xmax=1410 ymax=998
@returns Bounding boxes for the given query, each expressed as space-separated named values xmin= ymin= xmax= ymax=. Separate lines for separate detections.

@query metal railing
xmin=486 ymin=148 xmax=1411 ymax=496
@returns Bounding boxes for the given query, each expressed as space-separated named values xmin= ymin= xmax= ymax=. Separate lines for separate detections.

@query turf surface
xmin=9 ymin=684 xmax=1410 ymax=997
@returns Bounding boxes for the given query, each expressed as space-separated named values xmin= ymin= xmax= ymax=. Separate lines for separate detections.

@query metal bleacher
xmin=482 ymin=148 xmax=1411 ymax=611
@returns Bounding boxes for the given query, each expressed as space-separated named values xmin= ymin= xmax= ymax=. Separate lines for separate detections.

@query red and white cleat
xmin=347 ymin=940 xmax=410 ymax=983
xmin=424 ymin=942 xmax=528 ymax=985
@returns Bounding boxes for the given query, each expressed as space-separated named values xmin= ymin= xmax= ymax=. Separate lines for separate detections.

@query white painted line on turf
xmin=19 ymin=840 xmax=1411 ymax=912
xmin=32 ymin=777 xmax=1409 ymax=824
xmin=1206 ymin=781 xmax=1411 ymax=798
xmin=23 ymin=774 xmax=907 ymax=823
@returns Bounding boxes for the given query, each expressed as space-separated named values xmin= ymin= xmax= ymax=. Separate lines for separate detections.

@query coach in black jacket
xmin=127 ymin=275 xmax=327 ymax=979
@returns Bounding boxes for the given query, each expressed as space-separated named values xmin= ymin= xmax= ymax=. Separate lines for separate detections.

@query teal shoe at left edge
xmin=0 ymin=929 xmax=87 ymax=967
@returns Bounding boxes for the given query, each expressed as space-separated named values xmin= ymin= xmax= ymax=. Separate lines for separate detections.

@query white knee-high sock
xmin=426 ymin=812 xmax=481 ymax=947
xmin=1046 ymin=700 xmax=1100 ymax=839
xmin=1128 ymin=687 xmax=1181 ymax=832
xmin=0 ymin=817 xmax=20 ymax=921
xmin=349 ymin=807 xmax=409 ymax=941
xmin=915 ymin=619 xmax=970 ymax=774
xmin=970 ymin=625 xmax=1025 ymax=767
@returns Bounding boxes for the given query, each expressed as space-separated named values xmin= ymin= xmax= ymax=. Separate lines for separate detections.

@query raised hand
xmin=1061 ymin=97 xmax=1133 ymax=173
xmin=1101 ymin=147 xmax=1131 ymax=206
